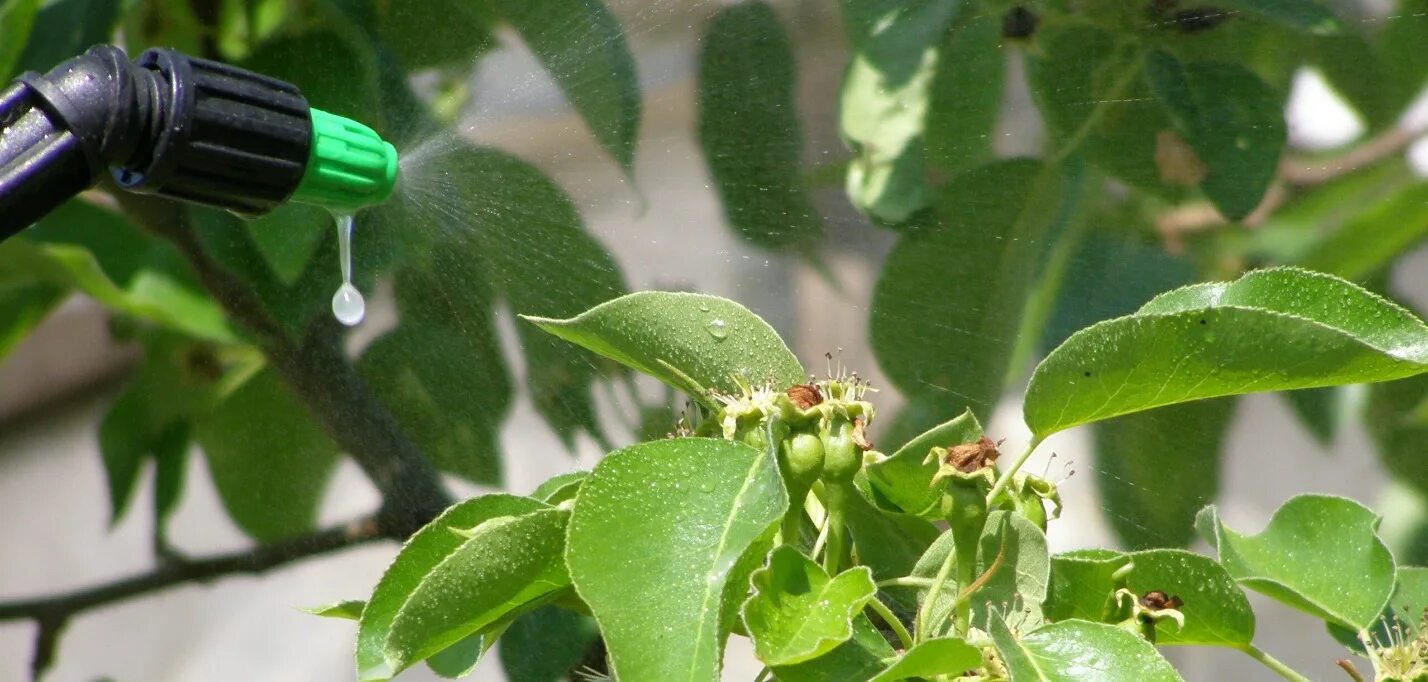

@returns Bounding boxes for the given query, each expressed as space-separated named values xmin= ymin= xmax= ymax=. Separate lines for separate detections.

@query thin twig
xmin=0 ymin=517 xmax=384 ymax=677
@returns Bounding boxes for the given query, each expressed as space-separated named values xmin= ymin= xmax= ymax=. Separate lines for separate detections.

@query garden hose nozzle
xmin=0 ymin=44 xmax=399 ymax=242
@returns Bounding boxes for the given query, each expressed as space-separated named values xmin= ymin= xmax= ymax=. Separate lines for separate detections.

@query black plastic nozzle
xmin=0 ymin=45 xmax=314 ymax=241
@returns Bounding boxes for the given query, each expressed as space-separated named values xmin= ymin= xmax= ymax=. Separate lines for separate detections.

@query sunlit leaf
xmin=490 ymin=0 xmax=639 ymax=171
xmin=385 ymin=508 xmax=571 ymax=672
xmin=530 ymin=471 xmax=587 ymax=505
xmin=1045 ymin=549 xmax=1130 ymax=624
xmin=1123 ymin=549 xmax=1255 ymax=647
xmin=566 ymin=438 xmax=787 ymax=681
xmin=358 ymin=495 xmax=549 ymax=681
xmin=697 ymin=1 xmax=820 ymax=254
xmin=770 ymin=615 xmax=895 ymax=682
xmin=865 ymin=409 xmax=983 ymax=518
xmin=868 ymin=637 xmax=982 ymax=682
xmin=526 ymin=292 xmax=804 ymax=407
xmin=1197 ymin=494 xmax=1396 ymax=630
xmin=903 ymin=511 xmax=1049 ymax=630
xmin=1024 ymin=268 xmax=1428 ymax=438
xmin=991 ymin=616 xmax=1184 ymax=681
xmin=742 ymin=546 xmax=876 ymax=666
xmin=839 ymin=0 xmax=960 ymax=222
xmin=302 ymin=600 xmax=367 ymax=620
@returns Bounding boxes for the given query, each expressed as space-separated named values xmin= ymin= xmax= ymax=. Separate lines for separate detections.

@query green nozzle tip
xmin=291 ymin=108 xmax=398 ymax=212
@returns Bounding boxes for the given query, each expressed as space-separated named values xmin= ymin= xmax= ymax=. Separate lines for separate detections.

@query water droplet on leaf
xmin=706 ymin=318 xmax=728 ymax=340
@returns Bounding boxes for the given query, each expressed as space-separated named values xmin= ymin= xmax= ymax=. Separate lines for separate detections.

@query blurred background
xmin=3 ymin=0 xmax=1428 ymax=679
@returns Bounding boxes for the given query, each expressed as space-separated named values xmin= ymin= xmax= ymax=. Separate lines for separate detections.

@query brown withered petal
xmin=851 ymin=416 xmax=873 ymax=451
xmin=785 ymin=383 xmax=823 ymax=409
xmin=946 ymin=436 xmax=1001 ymax=473
xmin=1139 ymin=591 xmax=1184 ymax=611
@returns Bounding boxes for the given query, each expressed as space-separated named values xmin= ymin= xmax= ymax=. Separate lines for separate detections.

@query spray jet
xmin=0 ymin=44 xmax=399 ymax=241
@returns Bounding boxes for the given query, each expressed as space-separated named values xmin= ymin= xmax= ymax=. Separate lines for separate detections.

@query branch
xmin=109 ymin=188 xmax=453 ymax=536
xmin=1156 ymin=123 xmax=1428 ymax=250
xmin=0 ymin=517 xmax=384 ymax=678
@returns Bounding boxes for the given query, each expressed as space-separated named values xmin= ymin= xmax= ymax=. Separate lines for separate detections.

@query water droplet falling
xmin=331 ymin=213 xmax=365 ymax=326
xmin=706 ymin=318 xmax=728 ymax=340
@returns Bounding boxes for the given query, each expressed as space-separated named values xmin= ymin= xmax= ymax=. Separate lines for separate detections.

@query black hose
xmin=0 ymin=45 xmax=314 ymax=241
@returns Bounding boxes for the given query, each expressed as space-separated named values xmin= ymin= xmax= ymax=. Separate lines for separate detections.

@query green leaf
xmin=871 ymin=160 xmax=1065 ymax=420
xmin=0 ymin=280 xmax=63 ymax=363
xmin=375 ymin=0 xmax=495 ymax=69
xmin=1123 ymin=549 xmax=1255 ymax=648
xmin=1023 ymin=267 xmax=1428 ymax=439
xmin=240 ymin=31 xmax=381 ymax=124
xmin=1282 ymin=387 xmax=1343 ymax=447
xmin=358 ymin=494 xmax=549 ymax=681
xmin=1026 ymin=21 xmax=1170 ymax=191
xmin=974 ymin=512 xmax=1050 ymax=627
xmin=14 ymin=0 xmax=122 ymax=75
xmin=1143 ymin=50 xmax=1286 ymax=220
xmin=1093 ymin=398 xmax=1235 ymax=549
xmin=770 ymin=615 xmax=896 ymax=682
xmin=865 ymin=409 xmax=982 ymax=518
xmin=868 ymin=637 xmax=982 ymax=682
xmin=0 ymin=0 xmax=40 ymax=79
xmin=839 ymin=0 xmax=960 ymax=222
xmin=697 ymin=1 xmax=820 ymax=253
xmin=98 ymin=333 xmax=248 ymax=527
xmin=1379 ymin=0 xmax=1428 ymax=116
xmin=302 ymin=600 xmax=367 ymax=620
xmin=385 ymin=508 xmax=571 ymax=672
xmin=1297 ymin=181 xmax=1428 ymax=280
xmin=425 ymin=633 xmax=491 ymax=679
xmin=194 ymin=370 xmax=339 ymax=542
xmin=498 ymin=606 xmax=599 ymax=682
xmin=566 ymin=438 xmax=787 ymax=681
xmin=1329 ymin=565 xmax=1428 ymax=652
xmin=741 ymin=546 xmax=877 ymax=665
xmin=362 ymin=256 xmax=511 ymax=484
xmin=906 ymin=511 xmax=1049 ymax=629
xmin=1197 ymin=494 xmax=1396 ymax=629
xmin=924 ymin=12 xmax=1003 ymax=176
xmin=843 ymin=476 xmax=940 ymax=587
xmin=489 ymin=0 xmax=639 ymax=171
xmin=359 ymin=324 xmax=506 ymax=484
xmin=244 ymin=204 xmax=330 ymax=286
xmin=525 ymin=291 xmax=804 ymax=406
xmin=430 ymin=146 xmax=625 ymax=448
xmin=992 ymin=616 xmax=1184 ymax=682
xmin=1045 ymin=550 xmax=1131 ymax=624
xmin=0 ymin=239 xmax=236 ymax=343
xmin=530 ymin=471 xmax=587 ymax=505
xmin=1368 ymin=375 xmax=1428 ymax=498
xmin=1219 ymin=0 xmax=1341 ymax=34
